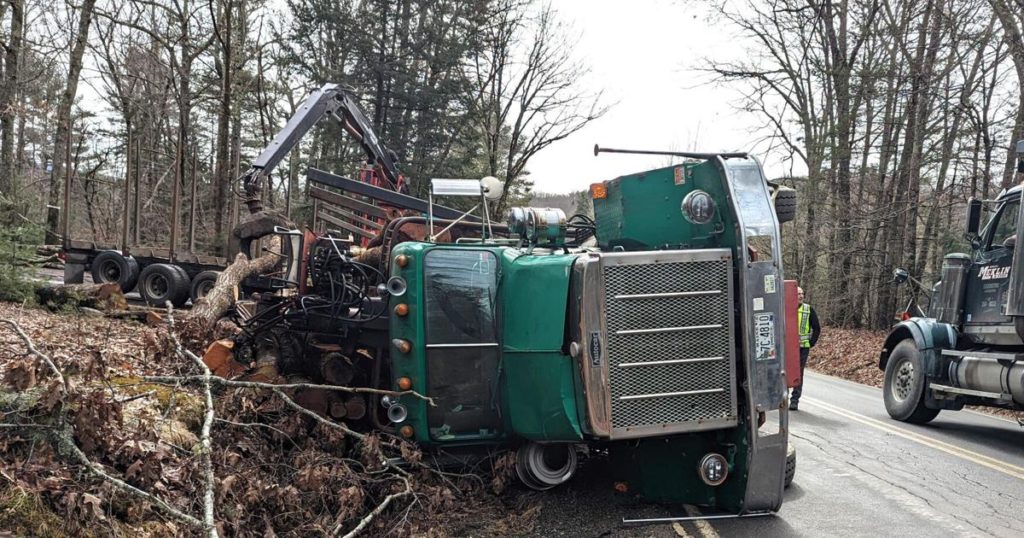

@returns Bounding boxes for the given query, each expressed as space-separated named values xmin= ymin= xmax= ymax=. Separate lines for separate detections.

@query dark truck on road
xmin=881 ymin=140 xmax=1024 ymax=422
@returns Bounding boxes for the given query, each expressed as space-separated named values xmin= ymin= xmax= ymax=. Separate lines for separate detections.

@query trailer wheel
xmin=90 ymin=251 xmax=140 ymax=292
xmin=190 ymin=270 xmax=221 ymax=303
xmin=883 ymin=339 xmax=940 ymax=424
xmin=125 ymin=256 xmax=140 ymax=290
xmin=138 ymin=263 xmax=190 ymax=307
xmin=784 ymin=444 xmax=796 ymax=488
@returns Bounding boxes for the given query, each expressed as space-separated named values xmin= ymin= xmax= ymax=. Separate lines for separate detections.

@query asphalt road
xmin=523 ymin=371 xmax=1024 ymax=538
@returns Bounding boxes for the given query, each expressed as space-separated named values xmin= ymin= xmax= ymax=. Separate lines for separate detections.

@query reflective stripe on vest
xmin=798 ymin=303 xmax=812 ymax=348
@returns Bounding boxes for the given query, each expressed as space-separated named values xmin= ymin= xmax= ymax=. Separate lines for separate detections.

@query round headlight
xmin=698 ymin=453 xmax=729 ymax=486
xmin=681 ymin=190 xmax=716 ymax=225
xmin=386 ymin=276 xmax=407 ymax=296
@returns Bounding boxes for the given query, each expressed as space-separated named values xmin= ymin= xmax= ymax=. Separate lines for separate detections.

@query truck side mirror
xmin=965 ymin=198 xmax=982 ymax=243
xmin=1017 ymin=139 xmax=1024 ymax=173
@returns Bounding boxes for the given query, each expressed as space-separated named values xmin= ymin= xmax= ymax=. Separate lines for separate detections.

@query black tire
xmin=124 ymin=256 xmax=140 ymax=291
xmin=138 ymin=263 xmax=190 ymax=307
xmin=784 ymin=444 xmax=796 ymax=488
xmin=190 ymin=270 xmax=221 ymax=303
xmin=774 ymin=187 xmax=798 ymax=224
xmin=90 ymin=251 xmax=140 ymax=292
xmin=883 ymin=339 xmax=941 ymax=424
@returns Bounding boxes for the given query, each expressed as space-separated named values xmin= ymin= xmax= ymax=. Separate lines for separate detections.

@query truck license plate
xmin=753 ymin=312 xmax=776 ymax=361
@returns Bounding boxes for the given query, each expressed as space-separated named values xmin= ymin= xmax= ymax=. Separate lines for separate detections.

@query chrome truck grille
xmin=602 ymin=251 xmax=737 ymax=437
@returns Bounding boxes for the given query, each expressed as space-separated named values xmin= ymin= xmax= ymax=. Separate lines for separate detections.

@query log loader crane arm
xmin=237 ymin=83 xmax=406 ymax=214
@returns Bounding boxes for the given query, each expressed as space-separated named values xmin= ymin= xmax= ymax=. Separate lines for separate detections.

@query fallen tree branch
xmin=141 ymin=375 xmax=436 ymax=407
xmin=54 ymin=425 xmax=206 ymax=529
xmin=0 ymin=318 xmax=69 ymax=393
xmin=1 ymin=317 xmax=209 ymax=532
xmin=165 ymin=306 xmax=218 ymax=538
xmin=34 ymin=283 xmax=127 ymax=312
xmin=271 ymin=387 xmax=367 ymax=441
xmin=335 ymin=476 xmax=413 ymax=538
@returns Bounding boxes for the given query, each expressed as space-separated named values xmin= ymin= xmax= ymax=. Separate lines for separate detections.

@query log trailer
xmin=880 ymin=140 xmax=1024 ymax=423
xmin=62 ymin=83 xmax=407 ymax=308
xmin=205 ymin=82 xmax=802 ymax=515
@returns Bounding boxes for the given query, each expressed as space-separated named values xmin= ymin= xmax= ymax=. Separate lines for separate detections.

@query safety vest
xmin=798 ymin=303 xmax=812 ymax=348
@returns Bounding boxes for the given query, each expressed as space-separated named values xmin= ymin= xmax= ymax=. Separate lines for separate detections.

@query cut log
xmin=35 ymin=282 xmax=127 ymax=312
xmin=187 ymin=210 xmax=295 ymax=331
xmin=320 ymin=352 xmax=355 ymax=386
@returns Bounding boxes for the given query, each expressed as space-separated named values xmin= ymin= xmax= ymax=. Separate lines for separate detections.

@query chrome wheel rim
xmin=892 ymin=358 xmax=915 ymax=402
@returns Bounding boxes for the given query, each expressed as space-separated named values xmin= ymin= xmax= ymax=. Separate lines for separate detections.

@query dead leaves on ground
xmin=0 ymin=302 xmax=508 ymax=536
xmin=808 ymin=328 xmax=887 ymax=387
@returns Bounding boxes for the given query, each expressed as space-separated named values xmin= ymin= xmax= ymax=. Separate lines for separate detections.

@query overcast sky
xmin=527 ymin=0 xmax=798 ymax=194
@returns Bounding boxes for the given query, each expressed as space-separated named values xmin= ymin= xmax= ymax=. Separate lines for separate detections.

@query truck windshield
xmin=422 ymin=249 xmax=501 ymax=439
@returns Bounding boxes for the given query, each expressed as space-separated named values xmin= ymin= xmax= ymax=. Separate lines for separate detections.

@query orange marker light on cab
xmin=590 ymin=183 xmax=608 ymax=199
xmin=395 ymin=254 xmax=410 ymax=268
xmin=399 ymin=425 xmax=415 ymax=438
xmin=397 ymin=377 xmax=413 ymax=391
xmin=394 ymin=303 xmax=409 ymax=317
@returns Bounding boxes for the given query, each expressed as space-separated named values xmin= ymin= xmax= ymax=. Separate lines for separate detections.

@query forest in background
xmin=0 ymin=0 xmax=604 ymax=257
xmin=710 ymin=0 xmax=1024 ymax=328
xmin=0 ymin=0 xmax=1023 ymax=329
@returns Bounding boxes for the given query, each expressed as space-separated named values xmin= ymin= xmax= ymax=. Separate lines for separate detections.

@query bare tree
xmin=40 ymin=0 xmax=96 ymax=242
xmin=469 ymin=0 xmax=607 ymax=213
xmin=989 ymin=0 xmax=1024 ymax=187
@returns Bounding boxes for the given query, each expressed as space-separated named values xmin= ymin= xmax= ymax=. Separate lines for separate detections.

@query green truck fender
xmin=878 ymin=318 xmax=958 ymax=378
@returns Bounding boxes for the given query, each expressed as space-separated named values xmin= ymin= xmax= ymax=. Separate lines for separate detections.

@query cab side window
xmin=989 ymin=200 xmax=1019 ymax=250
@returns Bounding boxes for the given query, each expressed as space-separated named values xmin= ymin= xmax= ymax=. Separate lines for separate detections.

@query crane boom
xmin=239 ymin=83 xmax=406 ymax=213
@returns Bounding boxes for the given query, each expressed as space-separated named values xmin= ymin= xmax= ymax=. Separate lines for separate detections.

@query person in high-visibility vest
xmin=791 ymin=286 xmax=821 ymax=411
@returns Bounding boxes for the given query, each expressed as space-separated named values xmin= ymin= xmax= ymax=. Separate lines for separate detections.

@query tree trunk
xmin=46 ymin=0 xmax=97 ymax=243
xmin=990 ymin=0 xmax=1024 ymax=188
xmin=0 ymin=0 xmax=24 ymax=199
xmin=214 ymin=0 xmax=235 ymax=255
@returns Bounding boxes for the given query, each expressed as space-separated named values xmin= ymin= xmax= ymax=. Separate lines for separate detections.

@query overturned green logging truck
xmin=204 ymin=84 xmax=800 ymax=516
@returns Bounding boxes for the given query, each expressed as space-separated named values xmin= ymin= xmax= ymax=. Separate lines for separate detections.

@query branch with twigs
xmin=0 ymin=313 xmax=466 ymax=536
xmin=141 ymin=375 xmax=437 ymax=407
xmin=0 ymin=318 xmax=69 ymax=394
xmin=335 ymin=476 xmax=413 ymax=538
xmin=0 ymin=317 xmax=208 ymax=531
xmin=163 ymin=305 xmax=219 ymax=538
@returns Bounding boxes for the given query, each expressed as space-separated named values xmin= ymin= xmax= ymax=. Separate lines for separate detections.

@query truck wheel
xmin=773 ymin=186 xmax=797 ymax=224
xmin=138 ymin=263 xmax=190 ymax=307
xmin=784 ymin=444 xmax=796 ymax=488
xmin=124 ymin=256 xmax=140 ymax=291
xmin=515 ymin=443 xmax=578 ymax=491
xmin=90 ymin=251 xmax=140 ymax=292
xmin=883 ymin=339 xmax=940 ymax=424
xmin=190 ymin=270 xmax=221 ymax=303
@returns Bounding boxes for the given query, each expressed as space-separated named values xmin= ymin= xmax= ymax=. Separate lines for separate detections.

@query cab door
xmin=964 ymin=198 xmax=1018 ymax=327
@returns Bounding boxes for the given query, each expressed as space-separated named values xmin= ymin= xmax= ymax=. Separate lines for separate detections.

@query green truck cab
xmin=383 ymin=154 xmax=794 ymax=514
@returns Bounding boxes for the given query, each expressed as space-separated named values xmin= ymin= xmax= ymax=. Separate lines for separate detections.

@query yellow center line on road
xmin=683 ymin=504 xmax=720 ymax=538
xmin=802 ymin=397 xmax=1024 ymax=481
